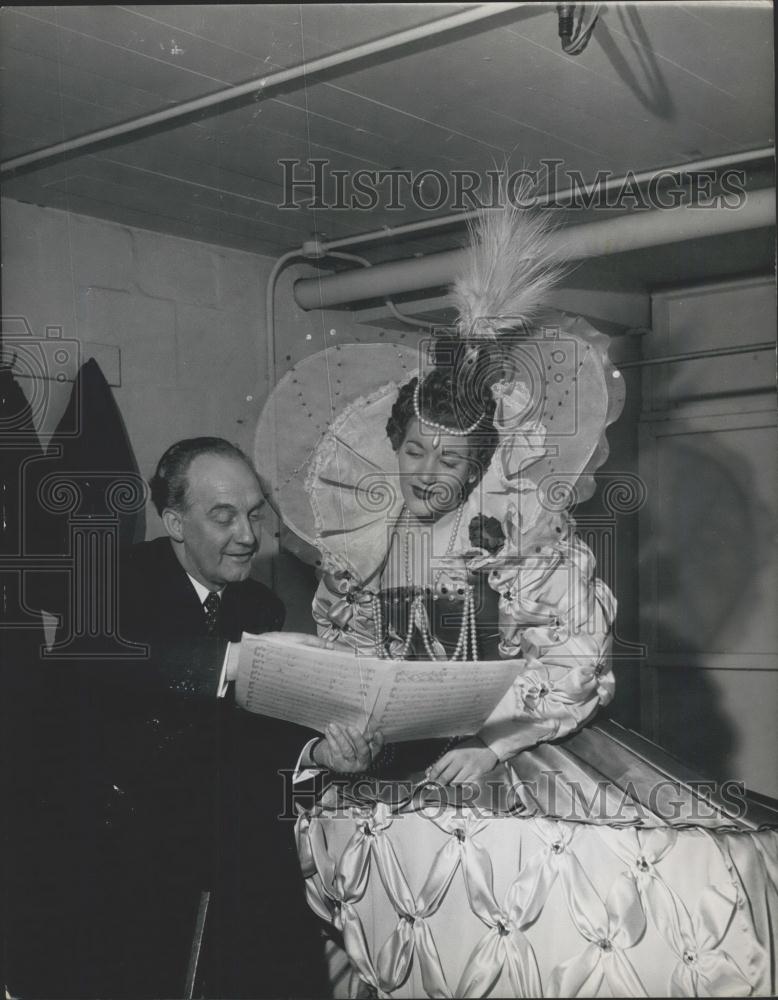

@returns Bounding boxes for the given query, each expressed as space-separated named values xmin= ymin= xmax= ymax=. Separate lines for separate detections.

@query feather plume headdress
xmin=413 ymin=182 xmax=568 ymax=441
xmin=255 ymin=177 xmax=624 ymax=569
xmin=451 ymin=182 xmax=566 ymax=340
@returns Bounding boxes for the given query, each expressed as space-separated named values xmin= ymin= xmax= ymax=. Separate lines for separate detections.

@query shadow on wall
xmin=640 ymin=436 xmax=773 ymax=781
xmin=256 ymin=523 xmax=320 ymax=635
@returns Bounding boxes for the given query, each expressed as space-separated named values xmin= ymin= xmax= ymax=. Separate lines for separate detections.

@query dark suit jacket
xmin=98 ymin=537 xmax=286 ymax=851
xmin=8 ymin=538 xmax=323 ymax=999
xmin=111 ymin=539 xmax=323 ymax=999
xmin=119 ymin=535 xmax=285 ymax=644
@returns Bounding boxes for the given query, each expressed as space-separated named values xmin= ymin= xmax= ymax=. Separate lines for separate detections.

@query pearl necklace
xmin=371 ymin=504 xmax=479 ymax=662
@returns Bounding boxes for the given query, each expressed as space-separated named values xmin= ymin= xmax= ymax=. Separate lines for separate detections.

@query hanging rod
xmin=0 ymin=3 xmax=527 ymax=175
xmin=618 ymin=341 xmax=775 ymax=369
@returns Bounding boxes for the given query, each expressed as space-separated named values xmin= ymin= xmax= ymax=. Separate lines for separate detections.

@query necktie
xmin=203 ymin=591 xmax=220 ymax=635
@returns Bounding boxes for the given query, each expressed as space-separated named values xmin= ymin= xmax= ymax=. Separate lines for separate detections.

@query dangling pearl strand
xmin=370 ymin=592 xmax=384 ymax=657
xmin=371 ymin=504 xmax=479 ymax=661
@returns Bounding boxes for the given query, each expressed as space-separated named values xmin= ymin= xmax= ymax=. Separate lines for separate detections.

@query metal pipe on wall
xmin=318 ymin=146 xmax=776 ymax=253
xmin=293 ymin=186 xmax=776 ymax=310
xmin=617 ymin=341 xmax=775 ymax=369
xmin=0 ymin=2 xmax=526 ymax=175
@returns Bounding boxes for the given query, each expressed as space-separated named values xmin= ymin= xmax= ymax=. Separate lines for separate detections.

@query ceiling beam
xmin=1 ymin=3 xmax=528 ymax=176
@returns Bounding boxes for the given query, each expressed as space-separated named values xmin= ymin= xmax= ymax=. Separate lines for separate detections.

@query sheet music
xmin=235 ymin=632 xmax=380 ymax=732
xmin=234 ymin=632 xmax=522 ymax=741
xmin=367 ymin=659 xmax=522 ymax=740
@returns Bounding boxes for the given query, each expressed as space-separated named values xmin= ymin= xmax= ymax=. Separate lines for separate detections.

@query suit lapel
xmin=217 ymin=584 xmax=245 ymax=641
xmin=156 ymin=539 xmax=210 ymax=637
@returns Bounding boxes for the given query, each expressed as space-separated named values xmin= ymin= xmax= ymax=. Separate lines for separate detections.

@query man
xmin=111 ymin=437 xmax=294 ymax=997
xmin=7 ymin=438 xmax=376 ymax=999
xmin=121 ymin=436 xmax=284 ymax=643
xmin=118 ymin=438 xmax=380 ymax=998
xmin=114 ymin=437 xmax=377 ymax=998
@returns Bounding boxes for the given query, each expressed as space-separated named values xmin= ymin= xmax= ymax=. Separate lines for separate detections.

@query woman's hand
xmin=292 ymin=633 xmax=338 ymax=649
xmin=425 ymin=738 xmax=498 ymax=785
xmin=312 ymin=723 xmax=384 ymax=773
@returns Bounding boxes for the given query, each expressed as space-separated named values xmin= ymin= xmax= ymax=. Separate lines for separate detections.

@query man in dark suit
xmin=107 ymin=437 xmax=293 ymax=997
xmin=110 ymin=437 xmax=338 ymax=999
xmin=122 ymin=436 xmax=284 ymax=643
xmin=6 ymin=437 xmax=375 ymax=999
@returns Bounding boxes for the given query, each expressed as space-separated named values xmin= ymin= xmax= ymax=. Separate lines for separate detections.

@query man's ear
xmin=162 ymin=507 xmax=185 ymax=542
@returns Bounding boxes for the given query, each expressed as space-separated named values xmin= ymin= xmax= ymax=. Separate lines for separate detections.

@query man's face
xmin=165 ymin=453 xmax=265 ymax=590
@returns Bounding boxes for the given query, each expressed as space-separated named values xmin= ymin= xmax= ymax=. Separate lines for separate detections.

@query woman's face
xmin=397 ymin=418 xmax=477 ymax=519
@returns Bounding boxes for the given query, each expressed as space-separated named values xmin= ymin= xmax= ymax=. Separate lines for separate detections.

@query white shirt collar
xmin=187 ymin=574 xmax=224 ymax=605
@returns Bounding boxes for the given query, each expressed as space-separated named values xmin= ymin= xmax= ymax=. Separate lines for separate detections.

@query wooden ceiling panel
xmin=49 ymin=159 xmax=303 ymax=234
xmin=79 ymin=133 xmax=288 ymax=205
xmin=1 ymin=3 xmax=774 ymax=270
xmin=247 ymin=3 xmax=473 ymax=64
xmin=0 ymin=45 xmax=174 ymax=122
xmin=2 ymin=9 xmax=63 ymax=65
xmin=501 ymin=13 xmax=772 ymax=152
xmin=42 ymin=170 xmax=303 ymax=250
xmin=10 ymin=6 xmax=269 ymax=86
xmin=116 ymin=4 xmax=467 ymax=69
xmin=0 ymin=77 xmax=166 ymax=150
xmin=204 ymin=99 xmax=394 ymax=170
xmin=612 ymin=5 xmax=774 ymax=108
xmin=114 ymin=6 xmax=304 ymax=77
xmin=276 ymin=84 xmax=505 ymax=168
xmin=292 ymin=11 xmax=769 ymax=177
xmin=4 ymin=8 xmax=233 ymax=107
xmin=203 ymin=111 xmax=388 ymax=177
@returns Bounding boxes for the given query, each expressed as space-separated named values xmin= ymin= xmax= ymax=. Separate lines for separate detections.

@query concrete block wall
xmin=1 ymin=197 xmax=276 ymax=548
xmin=1 ymin=198 xmax=402 ymax=609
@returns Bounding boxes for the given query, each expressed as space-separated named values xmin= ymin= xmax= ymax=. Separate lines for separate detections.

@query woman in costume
xmin=257 ymin=203 xmax=778 ymax=998
xmin=309 ymin=352 xmax=616 ymax=789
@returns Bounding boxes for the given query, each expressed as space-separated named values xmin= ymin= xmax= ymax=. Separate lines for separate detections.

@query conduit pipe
xmin=318 ymin=146 xmax=776 ymax=254
xmin=293 ymin=186 xmax=776 ymax=310
xmin=0 ymin=2 xmax=526 ymax=175
xmin=618 ymin=341 xmax=775 ymax=369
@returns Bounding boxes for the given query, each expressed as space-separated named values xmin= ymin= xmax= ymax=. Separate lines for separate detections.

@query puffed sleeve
xmin=311 ymin=569 xmax=379 ymax=653
xmin=477 ymin=533 xmax=616 ymax=761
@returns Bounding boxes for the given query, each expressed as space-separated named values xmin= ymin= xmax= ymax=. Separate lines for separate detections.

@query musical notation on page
xmin=233 ymin=632 xmax=521 ymax=741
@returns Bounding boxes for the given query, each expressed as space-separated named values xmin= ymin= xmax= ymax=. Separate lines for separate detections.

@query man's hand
xmin=425 ymin=738 xmax=498 ymax=785
xmin=312 ymin=723 xmax=384 ymax=773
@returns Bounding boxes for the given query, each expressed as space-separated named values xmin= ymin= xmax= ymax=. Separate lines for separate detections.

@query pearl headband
xmin=412 ymin=379 xmax=483 ymax=447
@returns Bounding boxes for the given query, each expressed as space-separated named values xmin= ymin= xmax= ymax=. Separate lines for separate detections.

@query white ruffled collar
xmin=302 ymin=313 xmax=623 ymax=582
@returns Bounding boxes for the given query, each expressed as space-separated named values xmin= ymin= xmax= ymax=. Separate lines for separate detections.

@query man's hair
xmin=149 ymin=437 xmax=254 ymax=515
xmin=386 ymin=368 xmax=499 ymax=489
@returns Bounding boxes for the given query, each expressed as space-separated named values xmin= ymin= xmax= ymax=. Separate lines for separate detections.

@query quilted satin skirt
xmin=295 ymin=721 xmax=778 ymax=998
